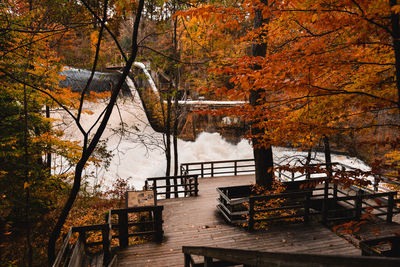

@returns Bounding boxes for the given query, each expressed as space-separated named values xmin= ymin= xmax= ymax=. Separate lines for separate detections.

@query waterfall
xmin=54 ymin=66 xmax=371 ymax=191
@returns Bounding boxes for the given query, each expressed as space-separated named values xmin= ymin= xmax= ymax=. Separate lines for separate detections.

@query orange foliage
xmin=178 ymin=0 xmax=400 ymax=180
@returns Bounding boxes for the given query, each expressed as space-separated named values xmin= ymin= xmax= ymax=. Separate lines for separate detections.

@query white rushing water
xmin=54 ymin=75 xmax=371 ymax=192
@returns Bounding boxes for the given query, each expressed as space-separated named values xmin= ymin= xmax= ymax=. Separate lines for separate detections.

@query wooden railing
xmin=179 ymin=159 xmax=335 ymax=179
xmin=53 ymin=206 xmax=163 ymax=267
xmin=145 ymin=175 xmax=198 ymax=201
xmin=53 ymin=223 xmax=112 ymax=267
xmin=180 ymin=159 xmax=399 ymax=192
xmin=180 ymin=159 xmax=255 ymax=177
xmin=182 ymin=246 xmax=400 ymax=267
xmin=216 ymin=179 xmax=399 ymax=231
xmin=248 ymin=190 xmax=314 ymax=230
xmin=110 ymin=206 xmax=163 ymax=247
xmin=53 ymin=229 xmax=73 ymax=267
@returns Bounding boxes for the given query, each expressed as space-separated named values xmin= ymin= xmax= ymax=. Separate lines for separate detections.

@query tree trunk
xmin=323 ymin=135 xmax=332 ymax=179
xmin=165 ymin=85 xmax=172 ymax=198
xmin=46 ymin=105 xmax=51 ymax=172
xmin=172 ymin=14 xmax=180 ymax=177
xmin=48 ymin=0 xmax=144 ymax=263
xmin=390 ymin=0 xmax=400 ymax=112
xmin=250 ymin=4 xmax=274 ymax=188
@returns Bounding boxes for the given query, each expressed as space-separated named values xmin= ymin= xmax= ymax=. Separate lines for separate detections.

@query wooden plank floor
xmin=117 ymin=175 xmax=360 ymax=266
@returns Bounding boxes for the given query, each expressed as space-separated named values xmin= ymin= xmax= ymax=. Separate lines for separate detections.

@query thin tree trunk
xmin=173 ymin=100 xmax=179 ymax=177
xmin=46 ymin=105 xmax=51 ymax=171
xmin=48 ymin=0 xmax=144 ymax=263
xmin=23 ymin=84 xmax=32 ymax=267
xmin=24 ymin=3 xmax=33 ymax=264
xmin=172 ymin=13 xmax=180 ymax=177
xmin=250 ymin=2 xmax=274 ymax=189
xmin=305 ymin=147 xmax=312 ymax=179
xmin=165 ymin=84 xmax=172 ymax=198
xmin=323 ymin=135 xmax=332 ymax=179
xmin=390 ymin=0 xmax=400 ymax=112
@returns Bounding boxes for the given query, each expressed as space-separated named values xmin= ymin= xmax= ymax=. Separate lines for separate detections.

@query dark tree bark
xmin=172 ymin=12 xmax=180 ymax=178
xmin=250 ymin=2 xmax=274 ymax=188
xmin=390 ymin=0 xmax=400 ymax=112
xmin=24 ymin=3 xmax=33 ymax=265
xmin=165 ymin=84 xmax=172 ymax=198
xmin=46 ymin=105 xmax=51 ymax=171
xmin=323 ymin=135 xmax=332 ymax=179
xmin=48 ymin=0 xmax=145 ymax=264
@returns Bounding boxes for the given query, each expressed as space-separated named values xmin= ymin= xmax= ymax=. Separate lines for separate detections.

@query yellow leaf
xmin=24 ymin=182 xmax=30 ymax=189
xmin=312 ymin=14 xmax=318 ymax=23
xmin=392 ymin=5 xmax=400 ymax=14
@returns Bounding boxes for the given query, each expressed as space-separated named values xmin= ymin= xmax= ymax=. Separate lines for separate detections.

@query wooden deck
xmin=116 ymin=175 xmax=361 ymax=266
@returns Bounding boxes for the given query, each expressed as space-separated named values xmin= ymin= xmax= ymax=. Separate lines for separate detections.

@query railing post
xmin=78 ymin=230 xmax=86 ymax=246
xmin=333 ymin=183 xmax=338 ymax=200
xmin=183 ymin=177 xmax=188 ymax=197
xmin=374 ymin=175 xmax=380 ymax=192
xmin=153 ymin=180 xmax=158 ymax=206
xmin=387 ymin=193 xmax=394 ymax=223
xmin=204 ymin=256 xmax=213 ymax=266
xmin=248 ymin=198 xmax=254 ymax=232
xmin=355 ymin=190 xmax=363 ymax=220
xmin=184 ymin=253 xmax=191 ymax=267
xmin=291 ymin=171 xmax=294 ymax=181
xmin=211 ymin=163 xmax=214 ymax=177
xmin=102 ymin=225 xmax=111 ymax=264
xmin=234 ymin=161 xmax=237 ymax=176
xmin=174 ymin=177 xmax=178 ymax=198
xmin=194 ymin=175 xmax=199 ymax=196
xmin=201 ymin=163 xmax=204 ymax=177
xmin=153 ymin=206 xmax=163 ymax=242
xmin=324 ymin=179 xmax=329 ymax=200
xmin=118 ymin=211 xmax=129 ymax=248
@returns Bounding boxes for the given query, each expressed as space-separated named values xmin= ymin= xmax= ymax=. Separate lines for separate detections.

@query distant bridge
xmin=107 ymin=62 xmax=245 ymax=109
xmin=108 ymin=62 xmax=246 ymax=139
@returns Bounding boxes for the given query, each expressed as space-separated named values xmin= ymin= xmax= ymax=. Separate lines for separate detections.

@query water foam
xmin=54 ymin=75 xmax=370 ymax=191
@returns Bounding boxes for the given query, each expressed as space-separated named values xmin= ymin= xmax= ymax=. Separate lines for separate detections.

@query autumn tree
xmin=250 ymin=0 xmax=274 ymax=188
xmin=47 ymin=0 xmax=146 ymax=263
xmin=1 ymin=0 xmax=146 ymax=264
xmin=0 ymin=1 xmax=82 ymax=264
xmin=178 ymin=0 xmax=400 ymax=183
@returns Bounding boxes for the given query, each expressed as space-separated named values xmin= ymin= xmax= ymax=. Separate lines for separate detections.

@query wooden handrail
xmin=180 ymin=158 xmax=400 ymax=194
xmin=54 ymin=205 xmax=164 ymax=266
xmin=181 ymin=158 xmax=254 ymax=165
xmin=182 ymin=246 xmax=400 ymax=267
xmin=217 ymin=180 xmax=398 ymax=230
xmin=145 ymin=175 xmax=198 ymax=200
xmin=52 ymin=229 xmax=72 ymax=267
xmin=180 ymin=159 xmax=256 ymax=178
xmin=110 ymin=205 xmax=164 ymax=247
xmin=146 ymin=175 xmax=198 ymax=181
xmin=72 ymin=223 xmax=111 ymax=263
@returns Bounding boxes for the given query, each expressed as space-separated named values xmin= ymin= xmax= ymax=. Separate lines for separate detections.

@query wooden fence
xmin=180 ymin=159 xmax=396 ymax=189
xmin=145 ymin=175 xmax=199 ymax=201
xmin=216 ymin=179 xmax=399 ymax=231
xmin=182 ymin=246 xmax=400 ymax=267
xmin=110 ymin=206 xmax=164 ymax=247
xmin=53 ymin=206 xmax=163 ymax=267
xmin=179 ymin=159 xmax=347 ymax=182
xmin=180 ymin=159 xmax=255 ymax=177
